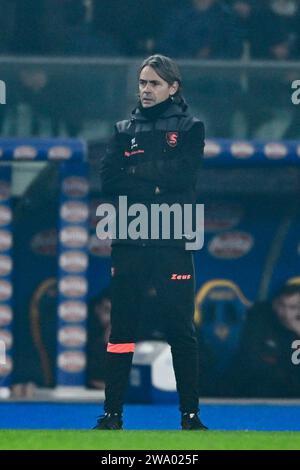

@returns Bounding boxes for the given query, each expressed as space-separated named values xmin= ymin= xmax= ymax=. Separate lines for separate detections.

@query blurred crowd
xmin=85 ymin=282 xmax=300 ymax=398
xmin=11 ymin=281 xmax=300 ymax=398
xmin=1 ymin=0 xmax=300 ymax=60
xmin=0 ymin=0 xmax=300 ymax=141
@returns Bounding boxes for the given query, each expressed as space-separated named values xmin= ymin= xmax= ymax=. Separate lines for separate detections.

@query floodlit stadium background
xmin=0 ymin=0 xmax=300 ymax=442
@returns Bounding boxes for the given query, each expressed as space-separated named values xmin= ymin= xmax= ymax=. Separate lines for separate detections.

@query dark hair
xmin=274 ymin=283 xmax=300 ymax=300
xmin=138 ymin=54 xmax=187 ymax=111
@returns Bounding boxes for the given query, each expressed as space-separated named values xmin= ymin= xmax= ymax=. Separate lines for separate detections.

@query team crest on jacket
xmin=166 ymin=132 xmax=178 ymax=147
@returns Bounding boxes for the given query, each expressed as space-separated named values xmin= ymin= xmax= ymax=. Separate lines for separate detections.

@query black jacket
xmin=100 ymin=100 xmax=205 ymax=247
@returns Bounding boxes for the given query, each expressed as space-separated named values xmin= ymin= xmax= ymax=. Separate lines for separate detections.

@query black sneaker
xmin=181 ymin=413 xmax=208 ymax=431
xmin=93 ymin=413 xmax=123 ymax=430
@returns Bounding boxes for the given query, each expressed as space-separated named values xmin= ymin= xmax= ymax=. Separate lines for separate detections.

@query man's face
xmin=273 ymin=293 xmax=300 ymax=334
xmin=233 ymin=1 xmax=252 ymax=18
xmin=193 ymin=0 xmax=215 ymax=11
xmin=139 ymin=65 xmax=178 ymax=108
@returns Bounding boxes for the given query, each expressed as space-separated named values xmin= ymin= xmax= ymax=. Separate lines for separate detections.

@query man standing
xmin=94 ymin=55 xmax=207 ymax=430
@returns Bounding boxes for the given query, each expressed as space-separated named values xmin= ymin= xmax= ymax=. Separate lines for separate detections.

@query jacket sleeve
xmin=128 ymin=121 xmax=205 ymax=191
xmin=101 ymin=125 xmax=135 ymax=196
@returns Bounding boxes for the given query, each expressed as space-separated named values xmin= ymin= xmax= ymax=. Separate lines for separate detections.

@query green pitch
xmin=0 ymin=430 xmax=300 ymax=450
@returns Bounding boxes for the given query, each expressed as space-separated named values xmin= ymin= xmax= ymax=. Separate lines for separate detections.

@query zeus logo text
xmin=171 ymin=274 xmax=192 ymax=280
xmin=0 ymin=80 xmax=6 ymax=105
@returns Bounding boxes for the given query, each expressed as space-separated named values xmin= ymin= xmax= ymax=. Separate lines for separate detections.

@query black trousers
xmin=104 ymin=245 xmax=199 ymax=414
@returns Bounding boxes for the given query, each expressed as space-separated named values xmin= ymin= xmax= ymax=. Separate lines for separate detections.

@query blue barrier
xmin=0 ymin=138 xmax=88 ymax=389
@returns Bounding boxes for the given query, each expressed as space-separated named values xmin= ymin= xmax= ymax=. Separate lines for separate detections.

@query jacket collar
xmin=131 ymin=101 xmax=188 ymax=122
